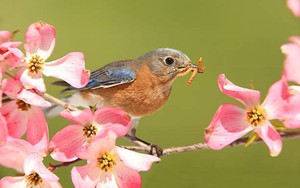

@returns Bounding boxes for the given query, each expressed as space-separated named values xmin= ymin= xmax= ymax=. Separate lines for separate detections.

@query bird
xmin=46 ymin=48 xmax=201 ymax=137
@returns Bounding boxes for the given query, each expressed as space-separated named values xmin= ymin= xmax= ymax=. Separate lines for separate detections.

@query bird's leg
xmin=126 ymin=117 xmax=163 ymax=157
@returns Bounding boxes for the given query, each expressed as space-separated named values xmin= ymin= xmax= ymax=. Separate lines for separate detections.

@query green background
xmin=1 ymin=0 xmax=300 ymax=187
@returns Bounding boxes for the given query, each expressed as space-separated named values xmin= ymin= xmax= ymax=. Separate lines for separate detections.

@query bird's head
xmin=139 ymin=48 xmax=198 ymax=83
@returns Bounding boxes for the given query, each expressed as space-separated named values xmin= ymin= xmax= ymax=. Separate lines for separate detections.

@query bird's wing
xmin=84 ymin=67 xmax=136 ymax=89
xmin=53 ymin=60 xmax=137 ymax=91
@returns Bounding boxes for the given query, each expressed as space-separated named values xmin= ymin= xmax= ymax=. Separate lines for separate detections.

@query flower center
xmin=16 ymin=99 xmax=31 ymax=111
xmin=82 ymin=124 xmax=98 ymax=138
xmin=25 ymin=172 xmax=43 ymax=186
xmin=97 ymin=152 xmax=116 ymax=172
xmin=246 ymin=106 xmax=266 ymax=126
xmin=27 ymin=54 xmax=44 ymax=74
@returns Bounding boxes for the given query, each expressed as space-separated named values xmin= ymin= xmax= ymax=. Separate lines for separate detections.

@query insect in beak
xmin=177 ymin=58 xmax=205 ymax=86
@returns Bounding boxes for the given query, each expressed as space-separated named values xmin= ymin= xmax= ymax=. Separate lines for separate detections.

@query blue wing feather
xmin=84 ymin=67 xmax=136 ymax=89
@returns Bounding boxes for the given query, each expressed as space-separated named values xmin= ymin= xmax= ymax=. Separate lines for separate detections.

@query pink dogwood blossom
xmin=205 ymin=74 xmax=293 ymax=157
xmin=19 ymin=21 xmax=89 ymax=92
xmin=0 ymin=139 xmax=61 ymax=188
xmin=0 ymin=31 xmax=23 ymax=107
xmin=50 ymin=107 xmax=131 ymax=162
xmin=0 ymin=113 xmax=7 ymax=145
xmin=0 ymin=30 xmax=23 ymax=80
xmin=71 ymin=132 xmax=160 ymax=188
xmin=287 ymin=0 xmax=300 ymax=17
xmin=281 ymin=85 xmax=300 ymax=128
xmin=0 ymin=77 xmax=50 ymax=154
xmin=281 ymin=36 xmax=300 ymax=84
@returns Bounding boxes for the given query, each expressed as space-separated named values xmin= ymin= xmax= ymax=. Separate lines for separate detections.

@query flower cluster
xmin=0 ymin=22 xmax=159 ymax=187
xmin=204 ymin=0 xmax=300 ymax=157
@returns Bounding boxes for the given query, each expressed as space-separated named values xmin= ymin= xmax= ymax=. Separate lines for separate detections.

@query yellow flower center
xmin=97 ymin=152 xmax=116 ymax=172
xmin=246 ymin=106 xmax=266 ymax=126
xmin=28 ymin=54 xmax=44 ymax=74
xmin=25 ymin=172 xmax=43 ymax=186
xmin=16 ymin=99 xmax=31 ymax=111
xmin=82 ymin=124 xmax=98 ymax=138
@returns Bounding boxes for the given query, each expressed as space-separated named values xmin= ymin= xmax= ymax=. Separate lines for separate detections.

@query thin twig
xmin=124 ymin=134 xmax=151 ymax=147
xmin=4 ymin=71 xmax=15 ymax=78
xmin=48 ymin=159 xmax=81 ymax=172
xmin=4 ymin=71 xmax=78 ymax=111
xmin=40 ymin=93 xmax=79 ymax=111
xmin=122 ymin=131 xmax=300 ymax=157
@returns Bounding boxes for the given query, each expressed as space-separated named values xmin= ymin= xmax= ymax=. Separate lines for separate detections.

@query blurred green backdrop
xmin=1 ymin=0 xmax=300 ymax=187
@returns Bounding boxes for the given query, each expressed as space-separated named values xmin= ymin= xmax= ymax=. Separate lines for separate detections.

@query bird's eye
xmin=165 ymin=57 xmax=174 ymax=65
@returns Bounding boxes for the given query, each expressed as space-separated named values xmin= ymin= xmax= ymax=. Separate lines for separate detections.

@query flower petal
xmin=0 ymin=137 xmax=36 ymax=172
xmin=50 ymin=124 xmax=86 ymax=162
xmin=20 ymin=69 xmax=46 ymax=92
xmin=0 ymin=31 xmax=11 ymax=43
xmin=24 ymin=21 xmax=56 ymax=60
xmin=3 ymin=47 xmax=24 ymax=69
xmin=255 ymin=122 xmax=282 ymax=157
xmin=71 ymin=165 xmax=100 ymax=188
xmin=218 ymin=74 xmax=261 ymax=107
xmin=114 ymin=162 xmax=142 ymax=188
xmin=1 ymin=78 xmax=22 ymax=99
xmin=283 ymin=86 xmax=300 ymax=128
xmin=27 ymin=107 xmax=49 ymax=154
xmin=94 ymin=107 xmax=131 ymax=137
xmin=44 ymin=181 xmax=63 ymax=188
xmin=116 ymin=147 xmax=160 ymax=172
xmin=24 ymin=153 xmax=59 ymax=182
xmin=262 ymin=79 xmax=289 ymax=120
xmin=0 ymin=176 xmax=26 ymax=188
xmin=205 ymin=104 xmax=253 ymax=150
xmin=281 ymin=42 xmax=300 ymax=84
xmin=287 ymin=0 xmax=300 ymax=17
xmin=0 ymin=101 xmax=28 ymax=138
xmin=43 ymin=52 xmax=89 ymax=88
xmin=60 ymin=109 xmax=93 ymax=125
xmin=78 ymin=131 xmax=117 ymax=161
xmin=96 ymin=174 xmax=118 ymax=188
xmin=0 ymin=114 xmax=7 ymax=144
xmin=17 ymin=89 xmax=51 ymax=107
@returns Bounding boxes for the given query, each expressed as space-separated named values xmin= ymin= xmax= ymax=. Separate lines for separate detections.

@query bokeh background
xmin=1 ymin=0 xmax=300 ymax=187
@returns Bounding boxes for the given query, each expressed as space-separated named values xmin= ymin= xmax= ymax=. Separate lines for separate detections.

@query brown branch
xmin=4 ymin=71 xmax=78 ymax=111
xmin=122 ymin=131 xmax=300 ymax=157
xmin=4 ymin=71 xmax=15 ymax=78
xmin=48 ymin=159 xmax=81 ymax=172
xmin=40 ymin=93 xmax=79 ymax=111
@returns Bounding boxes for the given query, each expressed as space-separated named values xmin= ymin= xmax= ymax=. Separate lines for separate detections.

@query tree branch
xmin=40 ymin=93 xmax=79 ymax=111
xmin=122 ymin=131 xmax=300 ymax=157
xmin=48 ymin=159 xmax=81 ymax=172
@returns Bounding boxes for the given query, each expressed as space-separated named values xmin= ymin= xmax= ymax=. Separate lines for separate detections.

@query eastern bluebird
xmin=47 ymin=48 xmax=200 ymax=136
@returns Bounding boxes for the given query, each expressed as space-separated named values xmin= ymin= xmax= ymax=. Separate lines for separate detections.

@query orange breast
xmin=80 ymin=64 xmax=172 ymax=117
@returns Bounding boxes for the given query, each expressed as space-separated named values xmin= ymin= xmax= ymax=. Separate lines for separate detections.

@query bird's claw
xmin=149 ymin=144 xmax=163 ymax=157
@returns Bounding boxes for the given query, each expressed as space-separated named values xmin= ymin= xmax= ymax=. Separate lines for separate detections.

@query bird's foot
xmin=149 ymin=144 xmax=163 ymax=157
xmin=134 ymin=136 xmax=163 ymax=157
xmin=125 ymin=134 xmax=163 ymax=157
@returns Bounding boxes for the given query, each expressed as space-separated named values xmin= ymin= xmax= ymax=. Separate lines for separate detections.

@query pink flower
xmin=19 ymin=21 xmax=89 ymax=92
xmin=281 ymin=36 xmax=300 ymax=84
xmin=0 ymin=31 xmax=23 ymax=80
xmin=0 ymin=139 xmax=62 ymax=188
xmin=281 ymin=85 xmax=300 ymax=128
xmin=0 ymin=113 xmax=7 ymax=146
xmin=204 ymin=74 xmax=292 ymax=157
xmin=50 ymin=107 xmax=131 ymax=162
xmin=287 ymin=0 xmax=300 ymax=17
xmin=0 ymin=77 xmax=50 ymax=154
xmin=71 ymin=132 xmax=160 ymax=188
